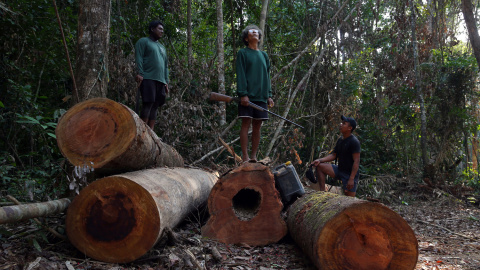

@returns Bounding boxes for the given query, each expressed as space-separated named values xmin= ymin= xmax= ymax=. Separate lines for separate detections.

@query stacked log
xmin=201 ymin=162 xmax=288 ymax=246
xmin=65 ymin=167 xmax=218 ymax=263
xmin=287 ymin=191 xmax=418 ymax=270
xmin=55 ymin=98 xmax=183 ymax=175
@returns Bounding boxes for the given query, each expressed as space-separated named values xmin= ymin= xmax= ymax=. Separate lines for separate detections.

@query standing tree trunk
xmin=202 ymin=162 xmax=287 ymax=246
xmin=259 ymin=0 xmax=269 ymax=49
xmin=287 ymin=191 xmax=418 ymax=270
xmin=75 ymin=0 xmax=111 ymax=103
xmin=56 ymin=98 xmax=183 ymax=174
xmin=410 ymin=0 xmax=429 ymax=175
xmin=187 ymin=0 xmax=193 ymax=69
xmin=216 ymin=0 xmax=226 ymax=125
xmin=66 ymin=167 xmax=218 ymax=263
xmin=462 ymin=0 xmax=480 ymax=68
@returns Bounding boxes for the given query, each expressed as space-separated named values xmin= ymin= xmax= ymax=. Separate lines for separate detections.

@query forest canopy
xmin=1 ymin=0 xmax=480 ymax=202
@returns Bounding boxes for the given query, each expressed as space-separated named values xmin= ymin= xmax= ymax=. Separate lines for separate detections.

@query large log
xmin=55 ymin=98 xmax=183 ymax=174
xmin=287 ymin=191 xmax=418 ymax=270
xmin=65 ymin=167 xmax=218 ymax=263
xmin=0 ymin=197 xmax=72 ymax=224
xmin=201 ymin=162 xmax=287 ymax=246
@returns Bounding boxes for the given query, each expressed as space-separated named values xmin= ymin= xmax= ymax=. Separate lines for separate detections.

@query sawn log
xmin=201 ymin=162 xmax=288 ymax=246
xmin=286 ymin=191 xmax=418 ymax=270
xmin=65 ymin=167 xmax=218 ymax=263
xmin=55 ymin=98 xmax=183 ymax=174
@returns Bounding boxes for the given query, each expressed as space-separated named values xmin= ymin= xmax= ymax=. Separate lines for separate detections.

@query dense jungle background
xmin=1 ymin=0 xmax=480 ymax=269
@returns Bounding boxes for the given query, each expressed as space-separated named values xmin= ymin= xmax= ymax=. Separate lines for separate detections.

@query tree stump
xmin=287 ymin=191 xmax=418 ymax=270
xmin=201 ymin=162 xmax=287 ymax=246
xmin=66 ymin=167 xmax=218 ymax=263
xmin=55 ymin=98 xmax=183 ymax=174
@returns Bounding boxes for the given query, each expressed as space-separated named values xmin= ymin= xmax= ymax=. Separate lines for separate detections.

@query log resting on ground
xmin=66 ymin=167 xmax=218 ymax=263
xmin=201 ymin=162 xmax=287 ymax=246
xmin=55 ymin=98 xmax=183 ymax=174
xmin=287 ymin=191 xmax=418 ymax=270
xmin=0 ymin=198 xmax=72 ymax=224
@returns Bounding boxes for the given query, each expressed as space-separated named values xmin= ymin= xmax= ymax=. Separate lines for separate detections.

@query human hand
xmin=346 ymin=179 xmax=354 ymax=191
xmin=240 ymin=96 xmax=250 ymax=106
xmin=311 ymin=159 xmax=322 ymax=167
xmin=267 ymin=98 xmax=274 ymax=108
xmin=135 ymin=75 xmax=143 ymax=84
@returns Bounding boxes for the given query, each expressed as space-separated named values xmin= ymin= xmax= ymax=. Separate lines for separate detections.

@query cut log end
xmin=202 ymin=163 xmax=287 ymax=246
xmin=288 ymin=192 xmax=418 ymax=270
xmin=66 ymin=176 xmax=160 ymax=263
xmin=56 ymin=98 xmax=136 ymax=168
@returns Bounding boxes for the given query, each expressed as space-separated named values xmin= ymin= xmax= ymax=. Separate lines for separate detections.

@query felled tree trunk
xmin=66 ymin=167 xmax=218 ymax=263
xmin=287 ymin=191 xmax=418 ymax=270
xmin=201 ymin=162 xmax=287 ymax=246
xmin=0 ymin=198 xmax=72 ymax=224
xmin=56 ymin=98 xmax=183 ymax=175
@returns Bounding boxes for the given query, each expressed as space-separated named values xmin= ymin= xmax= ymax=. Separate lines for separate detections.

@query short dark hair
xmin=241 ymin=25 xmax=262 ymax=46
xmin=148 ymin=20 xmax=164 ymax=34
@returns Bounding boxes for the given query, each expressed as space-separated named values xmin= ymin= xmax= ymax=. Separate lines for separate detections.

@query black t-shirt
xmin=333 ymin=135 xmax=361 ymax=175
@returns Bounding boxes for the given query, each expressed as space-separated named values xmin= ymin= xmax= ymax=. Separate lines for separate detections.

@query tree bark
xmin=56 ymin=98 xmax=184 ymax=174
xmin=75 ymin=0 xmax=111 ymax=103
xmin=0 ymin=198 xmax=72 ymax=224
xmin=259 ymin=0 xmax=269 ymax=49
xmin=216 ymin=0 xmax=226 ymax=125
xmin=462 ymin=0 xmax=480 ymax=68
xmin=66 ymin=167 xmax=218 ymax=263
xmin=287 ymin=191 xmax=418 ymax=270
xmin=201 ymin=162 xmax=287 ymax=246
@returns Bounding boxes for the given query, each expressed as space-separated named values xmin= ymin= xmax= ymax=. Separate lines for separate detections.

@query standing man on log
xmin=135 ymin=20 xmax=169 ymax=129
xmin=236 ymin=25 xmax=274 ymax=163
xmin=311 ymin=116 xmax=360 ymax=197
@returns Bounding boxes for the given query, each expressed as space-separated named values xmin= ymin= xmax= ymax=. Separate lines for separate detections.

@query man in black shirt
xmin=311 ymin=116 xmax=361 ymax=197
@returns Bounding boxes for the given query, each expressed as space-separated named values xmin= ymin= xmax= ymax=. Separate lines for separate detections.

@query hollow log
xmin=201 ymin=162 xmax=287 ymax=246
xmin=0 ymin=197 xmax=72 ymax=224
xmin=286 ymin=191 xmax=418 ymax=270
xmin=55 ymin=98 xmax=183 ymax=174
xmin=65 ymin=167 xmax=218 ymax=263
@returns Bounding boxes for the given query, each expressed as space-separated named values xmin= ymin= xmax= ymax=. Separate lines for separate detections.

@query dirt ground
xmin=1 ymin=193 xmax=479 ymax=270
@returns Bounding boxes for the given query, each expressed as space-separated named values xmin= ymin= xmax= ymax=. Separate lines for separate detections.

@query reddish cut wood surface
xmin=202 ymin=162 xmax=287 ymax=246
xmin=56 ymin=98 xmax=136 ymax=168
xmin=287 ymin=191 xmax=418 ymax=270
xmin=66 ymin=177 xmax=160 ymax=263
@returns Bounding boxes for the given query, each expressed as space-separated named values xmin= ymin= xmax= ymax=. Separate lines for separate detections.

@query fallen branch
xmin=218 ymin=137 xmax=243 ymax=163
xmin=417 ymin=219 xmax=477 ymax=241
xmin=5 ymin=195 xmax=67 ymax=240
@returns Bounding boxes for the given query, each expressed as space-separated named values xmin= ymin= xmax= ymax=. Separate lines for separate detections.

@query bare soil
xmin=1 ymin=193 xmax=479 ymax=270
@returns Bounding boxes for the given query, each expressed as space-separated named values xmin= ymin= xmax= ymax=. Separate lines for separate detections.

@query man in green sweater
xmin=135 ymin=20 xmax=169 ymax=129
xmin=236 ymin=25 xmax=274 ymax=162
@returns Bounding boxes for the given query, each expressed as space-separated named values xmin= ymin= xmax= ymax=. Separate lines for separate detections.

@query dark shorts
xmin=140 ymin=79 xmax=166 ymax=105
xmin=238 ymin=101 xmax=269 ymax=120
xmin=332 ymin=164 xmax=359 ymax=192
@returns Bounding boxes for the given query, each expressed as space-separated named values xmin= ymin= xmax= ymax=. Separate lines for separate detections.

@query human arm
xmin=236 ymin=50 xmax=249 ymax=99
xmin=134 ymin=38 xmax=146 ymax=78
xmin=311 ymin=153 xmax=337 ymax=167
xmin=165 ymin=84 xmax=169 ymax=94
xmin=346 ymin=152 xmax=360 ymax=190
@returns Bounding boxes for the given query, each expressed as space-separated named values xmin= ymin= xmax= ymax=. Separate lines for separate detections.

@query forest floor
xmin=1 ymin=187 xmax=479 ymax=270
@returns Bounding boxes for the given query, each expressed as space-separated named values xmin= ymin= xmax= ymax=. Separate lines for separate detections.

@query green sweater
xmin=236 ymin=48 xmax=272 ymax=103
xmin=135 ymin=37 xmax=169 ymax=84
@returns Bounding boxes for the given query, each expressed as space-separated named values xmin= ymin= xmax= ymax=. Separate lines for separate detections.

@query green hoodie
xmin=236 ymin=48 xmax=272 ymax=103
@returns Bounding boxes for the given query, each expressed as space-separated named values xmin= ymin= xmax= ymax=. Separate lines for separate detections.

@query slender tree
xmin=216 ymin=0 xmax=226 ymax=125
xmin=75 ymin=0 xmax=111 ymax=103
xmin=461 ymin=0 xmax=480 ymax=68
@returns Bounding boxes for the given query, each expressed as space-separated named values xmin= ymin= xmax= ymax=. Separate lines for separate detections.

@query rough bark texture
xmin=56 ymin=98 xmax=184 ymax=174
xmin=462 ymin=0 xmax=480 ymax=68
xmin=66 ymin=167 xmax=218 ymax=263
xmin=287 ymin=191 xmax=418 ymax=270
xmin=75 ymin=0 xmax=111 ymax=102
xmin=201 ymin=162 xmax=287 ymax=246
xmin=0 ymin=198 xmax=72 ymax=224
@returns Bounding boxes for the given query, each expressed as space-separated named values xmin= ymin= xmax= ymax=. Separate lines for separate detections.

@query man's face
xmin=151 ymin=24 xmax=164 ymax=39
xmin=245 ymin=28 xmax=260 ymax=43
xmin=340 ymin=121 xmax=351 ymax=133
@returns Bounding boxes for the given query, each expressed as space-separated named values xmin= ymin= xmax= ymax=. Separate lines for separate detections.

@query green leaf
xmin=32 ymin=238 xmax=42 ymax=252
xmin=0 ymin=101 xmax=4 ymax=108
xmin=47 ymin=133 xmax=56 ymax=139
